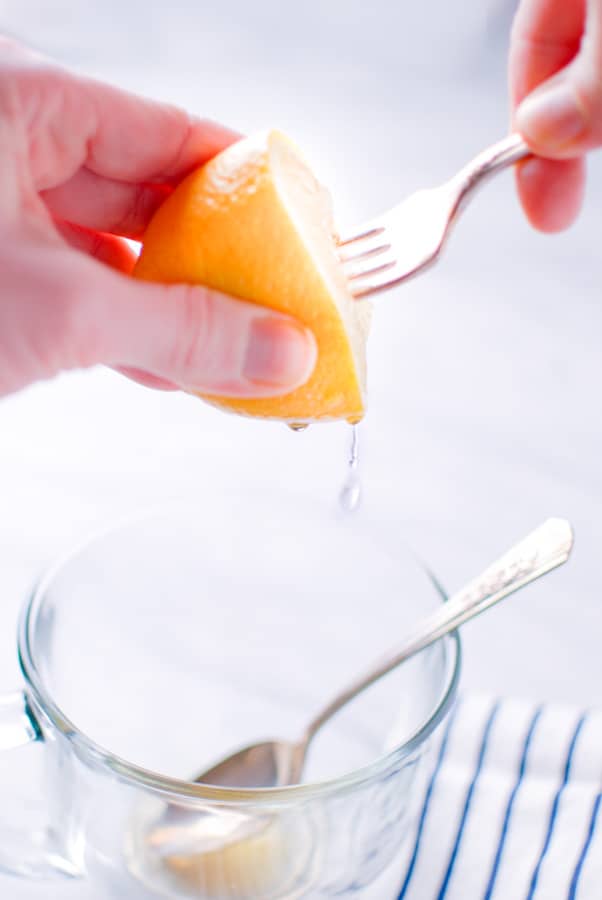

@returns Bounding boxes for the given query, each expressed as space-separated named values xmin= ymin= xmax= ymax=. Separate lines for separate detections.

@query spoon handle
xmin=302 ymin=518 xmax=573 ymax=743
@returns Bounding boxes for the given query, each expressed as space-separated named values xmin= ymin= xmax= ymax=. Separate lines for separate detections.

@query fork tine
xmin=349 ymin=263 xmax=407 ymax=298
xmin=338 ymin=237 xmax=391 ymax=265
xmin=346 ymin=255 xmax=396 ymax=282
xmin=337 ymin=222 xmax=385 ymax=247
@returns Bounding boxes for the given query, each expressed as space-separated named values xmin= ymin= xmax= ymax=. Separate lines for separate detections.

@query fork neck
xmin=448 ymin=133 xmax=531 ymax=209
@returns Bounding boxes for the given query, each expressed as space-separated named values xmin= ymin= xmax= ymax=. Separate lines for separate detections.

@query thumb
xmin=0 ymin=235 xmax=317 ymax=397
xmin=515 ymin=51 xmax=602 ymax=158
xmin=86 ymin=267 xmax=318 ymax=397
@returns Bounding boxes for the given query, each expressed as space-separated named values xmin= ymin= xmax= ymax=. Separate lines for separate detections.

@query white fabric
xmin=397 ymin=695 xmax=602 ymax=900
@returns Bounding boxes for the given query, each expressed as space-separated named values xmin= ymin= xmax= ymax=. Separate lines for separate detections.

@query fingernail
xmin=243 ymin=316 xmax=317 ymax=388
xmin=516 ymin=82 xmax=585 ymax=151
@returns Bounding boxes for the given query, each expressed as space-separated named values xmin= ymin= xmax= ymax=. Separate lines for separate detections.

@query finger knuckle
xmin=572 ymin=51 xmax=602 ymax=118
xmin=168 ymin=284 xmax=215 ymax=379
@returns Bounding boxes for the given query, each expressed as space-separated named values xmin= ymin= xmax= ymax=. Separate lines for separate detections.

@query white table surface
xmin=1 ymin=1 xmax=601 ymax=897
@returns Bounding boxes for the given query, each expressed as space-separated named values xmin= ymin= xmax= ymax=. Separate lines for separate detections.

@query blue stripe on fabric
xmin=526 ymin=713 xmax=588 ymax=899
xmin=436 ymin=700 xmax=501 ymax=899
xmin=482 ymin=705 xmax=544 ymax=900
xmin=567 ymin=790 xmax=602 ymax=900
xmin=397 ymin=701 xmax=460 ymax=899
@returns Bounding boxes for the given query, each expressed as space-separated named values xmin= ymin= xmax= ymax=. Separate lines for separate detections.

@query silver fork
xmin=339 ymin=133 xmax=530 ymax=298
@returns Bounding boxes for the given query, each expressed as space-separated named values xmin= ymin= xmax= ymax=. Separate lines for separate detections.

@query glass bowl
xmin=1 ymin=485 xmax=460 ymax=898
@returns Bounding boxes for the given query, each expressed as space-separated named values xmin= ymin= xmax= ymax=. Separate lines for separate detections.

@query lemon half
xmin=134 ymin=130 xmax=370 ymax=424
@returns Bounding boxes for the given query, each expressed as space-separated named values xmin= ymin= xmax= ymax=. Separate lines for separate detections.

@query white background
xmin=0 ymin=0 xmax=601 ymax=896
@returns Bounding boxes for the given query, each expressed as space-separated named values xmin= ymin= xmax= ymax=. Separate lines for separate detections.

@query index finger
xmin=510 ymin=0 xmax=586 ymax=104
xmin=0 ymin=37 xmax=239 ymax=191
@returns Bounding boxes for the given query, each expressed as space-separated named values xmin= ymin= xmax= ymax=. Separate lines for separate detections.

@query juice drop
xmin=288 ymin=423 xmax=309 ymax=432
xmin=339 ymin=424 xmax=361 ymax=514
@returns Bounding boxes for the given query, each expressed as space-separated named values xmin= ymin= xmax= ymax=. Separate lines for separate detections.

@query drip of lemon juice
xmin=339 ymin=424 xmax=361 ymax=513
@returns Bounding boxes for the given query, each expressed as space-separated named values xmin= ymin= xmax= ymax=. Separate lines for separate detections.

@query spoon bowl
xmin=196 ymin=741 xmax=301 ymax=789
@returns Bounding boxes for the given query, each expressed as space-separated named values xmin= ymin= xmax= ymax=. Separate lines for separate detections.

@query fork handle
xmin=449 ymin=133 xmax=531 ymax=213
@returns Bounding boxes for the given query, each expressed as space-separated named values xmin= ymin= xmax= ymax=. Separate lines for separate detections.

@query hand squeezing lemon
xmin=134 ymin=131 xmax=370 ymax=425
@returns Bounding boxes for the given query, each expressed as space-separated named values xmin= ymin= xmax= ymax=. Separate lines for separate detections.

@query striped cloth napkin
xmin=396 ymin=695 xmax=602 ymax=899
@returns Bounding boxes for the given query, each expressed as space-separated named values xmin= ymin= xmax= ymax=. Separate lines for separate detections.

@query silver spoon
xmin=194 ymin=518 xmax=573 ymax=790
